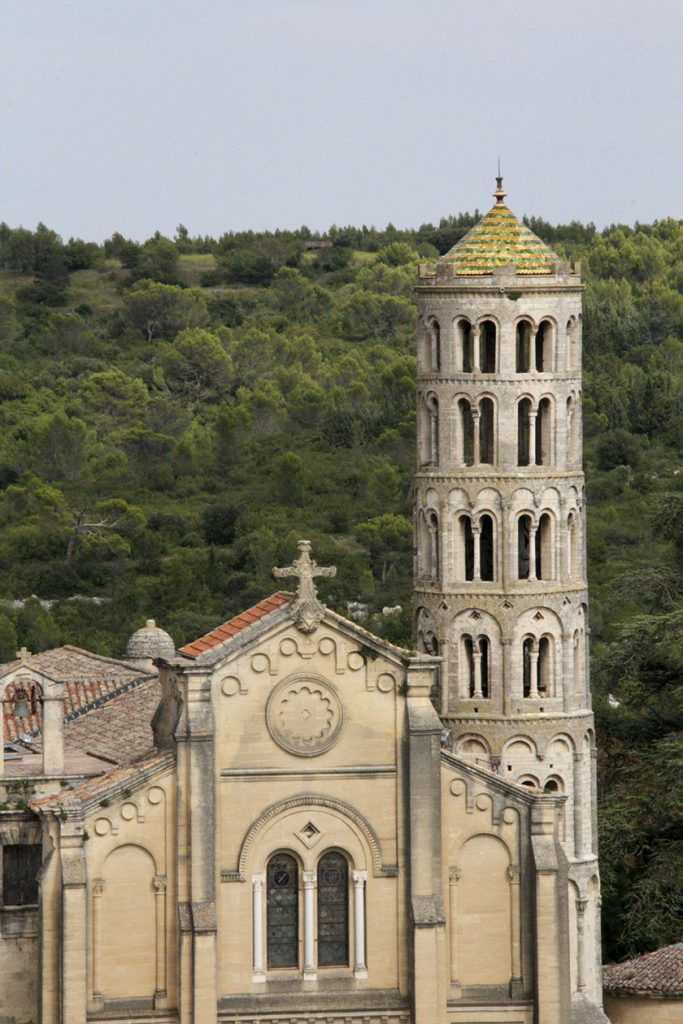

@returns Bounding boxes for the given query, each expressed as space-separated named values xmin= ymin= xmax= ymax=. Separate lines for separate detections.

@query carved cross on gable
xmin=273 ymin=540 xmax=337 ymax=634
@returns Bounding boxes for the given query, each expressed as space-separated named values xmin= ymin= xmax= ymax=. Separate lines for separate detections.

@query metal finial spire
xmin=494 ymin=162 xmax=506 ymax=205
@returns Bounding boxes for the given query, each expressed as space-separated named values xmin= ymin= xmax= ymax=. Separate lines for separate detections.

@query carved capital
xmin=252 ymin=873 xmax=265 ymax=892
xmin=153 ymin=875 xmax=167 ymax=894
xmin=576 ymin=897 xmax=589 ymax=915
xmin=302 ymin=870 xmax=316 ymax=889
xmin=352 ymin=870 xmax=368 ymax=886
xmin=449 ymin=866 xmax=461 ymax=883
xmin=507 ymin=865 xmax=520 ymax=883
xmin=92 ymin=878 xmax=105 ymax=897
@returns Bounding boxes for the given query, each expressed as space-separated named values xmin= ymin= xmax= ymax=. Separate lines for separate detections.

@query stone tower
xmin=414 ymin=179 xmax=605 ymax=1012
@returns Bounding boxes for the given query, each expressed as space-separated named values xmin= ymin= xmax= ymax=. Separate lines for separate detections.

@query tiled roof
xmin=603 ymin=942 xmax=683 ymax=997
xmin=179 ymin=592 xmax=292 ymax=657
xmin=441 ymin=203 xmax=558 ymax=276
xmin=30 ymin=748 xmax=174 ymax=813
xmin=2 ymin=645 xmax=153 ymax=744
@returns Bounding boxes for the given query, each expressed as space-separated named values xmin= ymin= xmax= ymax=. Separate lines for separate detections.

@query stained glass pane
xmin=267 ymin=854 xmax=298 ymax=968
xmin=317 ymin=851 xmax=348 ymax=967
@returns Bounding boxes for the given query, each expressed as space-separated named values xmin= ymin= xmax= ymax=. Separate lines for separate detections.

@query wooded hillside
xmin=0 ymin=213 xmax=681 ymax=961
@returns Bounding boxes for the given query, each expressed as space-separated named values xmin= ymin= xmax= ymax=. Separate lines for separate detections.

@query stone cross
xmin=273 ymin=540 xmax=337 ymax=634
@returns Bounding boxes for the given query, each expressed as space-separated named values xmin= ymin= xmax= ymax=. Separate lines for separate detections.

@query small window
xmin=267 ymin=853 xmax=299 ymax=968
xmin=317 ymin=851 xmax=349 ymax=967
xmin=2 ymin=844 xmax=42 ymax=906
xmin=479 ymin=321 xmax=497 ymax=372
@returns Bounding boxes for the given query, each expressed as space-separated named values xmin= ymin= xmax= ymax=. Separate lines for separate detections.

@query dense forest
xmin=0 ymin=211 xmax=681 ymax=963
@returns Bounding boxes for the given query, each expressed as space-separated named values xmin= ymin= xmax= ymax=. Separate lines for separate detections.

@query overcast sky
xmin=1 ymin=0 xmax=681 ymax=241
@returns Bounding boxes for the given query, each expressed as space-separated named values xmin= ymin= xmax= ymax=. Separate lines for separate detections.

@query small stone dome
xmin=125 ymin=619 xmax=175 ymax=662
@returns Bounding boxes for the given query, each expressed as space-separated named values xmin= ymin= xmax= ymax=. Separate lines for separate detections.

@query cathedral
xmin=0 ymin=183 xmax=609 ymax=1024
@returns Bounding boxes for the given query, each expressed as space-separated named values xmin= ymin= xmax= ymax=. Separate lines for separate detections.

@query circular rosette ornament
xmin=266 ymin=675 xmax=344 ymax=756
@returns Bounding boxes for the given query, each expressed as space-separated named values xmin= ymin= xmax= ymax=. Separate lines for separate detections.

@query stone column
xmin=529 ymin=643 xmax=540 ymax=698
xmin=502 ymin=637 xmax=513 ymax=715
xmin=508 ymin=865 xmax=522 ymax=997
xmin=528 ymin=409 xmax=537 ymax=467
xmin=472 ymin=523 xmax=481 ymax=581
xmin=575 ymin=897 xmax=588 ymax=993
xmin=472 ymin=644 xmax=483 ymax=699
xmin=528 ymin=523 xmax=538 ymax=581
xmin=154 ymin=875 xmax=167 ymax=1007
xmin=91 ymin=879 xmax=104 ymax=1010
xmin=472 ymin=410 xmax=481 ymax=465
xmin=440 ymin=499 xmax=451 ymax=585
xmin=252 ymin=873 xmax=265 ymax=982
xmin=448 ymin=867 xmax=461 ymax=992
xmin=472 ymin=326 xmax=480 ymax=372
xmin=303 ymin=871 xmax=316 ymax=980
xmin=352 ymin=870 xmax=368 ymax=978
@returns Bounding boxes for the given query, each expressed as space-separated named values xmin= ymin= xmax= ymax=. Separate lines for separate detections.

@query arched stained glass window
xmin=267 ymin=853 xmax=298 ymax=968
xmin=317 ymin=851 xmax=349 ymax=967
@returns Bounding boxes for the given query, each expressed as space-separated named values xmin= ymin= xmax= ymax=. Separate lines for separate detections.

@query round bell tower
xmin=414 ymin=179 xmax=604 ymax=1006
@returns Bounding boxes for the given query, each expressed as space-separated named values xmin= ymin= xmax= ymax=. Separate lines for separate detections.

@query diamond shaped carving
xmin=296 ymin=821 xmax=323 ymax=849
xmin=469 ymin=611 xmax=481 ymax=621
xmin=533 ymin=612 xmax=544 ymax=621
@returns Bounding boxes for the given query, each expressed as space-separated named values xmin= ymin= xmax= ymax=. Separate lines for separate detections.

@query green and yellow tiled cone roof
xmin=442 ymin=186 xmax=559 ymax=275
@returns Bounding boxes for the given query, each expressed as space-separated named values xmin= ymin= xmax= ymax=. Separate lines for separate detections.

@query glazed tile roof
xmin=2 ymin=645 xmax=153 ymax=744
xmin=179 ymin=592 xmax=292 ymax=657
xmin=603 ymin=942 xmax=683 ymax=997
xmin=442 ymin=202 xmax=558 ymax=276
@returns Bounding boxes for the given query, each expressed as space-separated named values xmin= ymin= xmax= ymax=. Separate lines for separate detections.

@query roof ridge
xmin=179 ymin=591 xmax=292 ymax=657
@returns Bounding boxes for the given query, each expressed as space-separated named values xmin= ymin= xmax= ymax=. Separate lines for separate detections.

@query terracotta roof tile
xmin=603 ymin=942 xmax=683 ymax=997
xmin=179 ymin=592 xmax=291 ymax=657
xmin=2 ymin=646 xmax=152 ymax=745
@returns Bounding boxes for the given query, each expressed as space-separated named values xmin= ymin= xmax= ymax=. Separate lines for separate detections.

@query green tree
xmin=122 ymin=280 xmax=208 ymax=341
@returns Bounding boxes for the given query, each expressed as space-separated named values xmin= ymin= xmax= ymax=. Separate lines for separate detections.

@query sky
xmin=1 ymin=0 xmax=681 ymax=241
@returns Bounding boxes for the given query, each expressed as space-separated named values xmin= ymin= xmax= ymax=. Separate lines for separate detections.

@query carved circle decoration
xmin=266 ymin=674 xmax=343 ymax=757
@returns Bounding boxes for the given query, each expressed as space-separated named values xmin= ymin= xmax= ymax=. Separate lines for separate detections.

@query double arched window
xmin=522 ymin=636 xmax=554 ymax=698
xmin=266 ymin=850 xmax=351 ymax=971
xmin=458 ymin=397 xmax=495 ymax=465
xmin=517 ymin=398 xmax=552 ymax=466
xmin=458 ymin=513 xmax=495 ymax=582
xmin=456 ymin=319 xmax=497 ymax=373
xmin=517 ymin=513 xmax=553 ymax=581
xmin=516 ymin=319 xmax=554 ymax=373
xmin=461 ymin=634 xmax=490 ymax=698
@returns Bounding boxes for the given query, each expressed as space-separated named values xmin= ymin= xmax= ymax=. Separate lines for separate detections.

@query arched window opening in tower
xmin=478 ymin=397 xmax=495 ymax=464
xmin=461 ymin=634 xmax=489 ymax=698
xmin=426 ymin=394 xmax=439 ymax=465
xmin=429 ymin=319 xmax=441 ymax=372
xmin=459 ymin=514 xmax=475 ymax=581
xmin=427 ymin=511 xmax=440 ymax=580
xmin=457 ymin=319 xmax=473 ymax=372
xmin=479 ymin=514 xmax=494 ymax=581
xmin=536 ymin=397 xmax=552 ymax=465
xmin=538 ymin=636 xmax=554 ymax=697
xmin=535 ymin=320 xmax=553 ymax=372
xmin=517 ymin=398 xmax=531 ymax=466
xmin=459 ymin=399 xmax=474 ymax=465
xmin=516 ymin=320 xmax=532 ymax=373
xmin=567 ymin=512 xmax=577 ymax=579
xmin=535 ymin=513 xmax=553 ymax=581
xmin=479 ymin=320 xmax=496 ymax=372
xmin=518 ymin=515 xmax=531 ymax=580
xmin=566 ymin=317 xmax=579 ymax=371
xmin=267 ymin=852 xmax=299 ymax=969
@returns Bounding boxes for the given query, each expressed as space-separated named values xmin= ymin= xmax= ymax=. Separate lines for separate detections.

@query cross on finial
xmin=16 ymin=647 xmax=31 ymax=663
xmin=273 ymin=540 xmax=337 ymax=634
